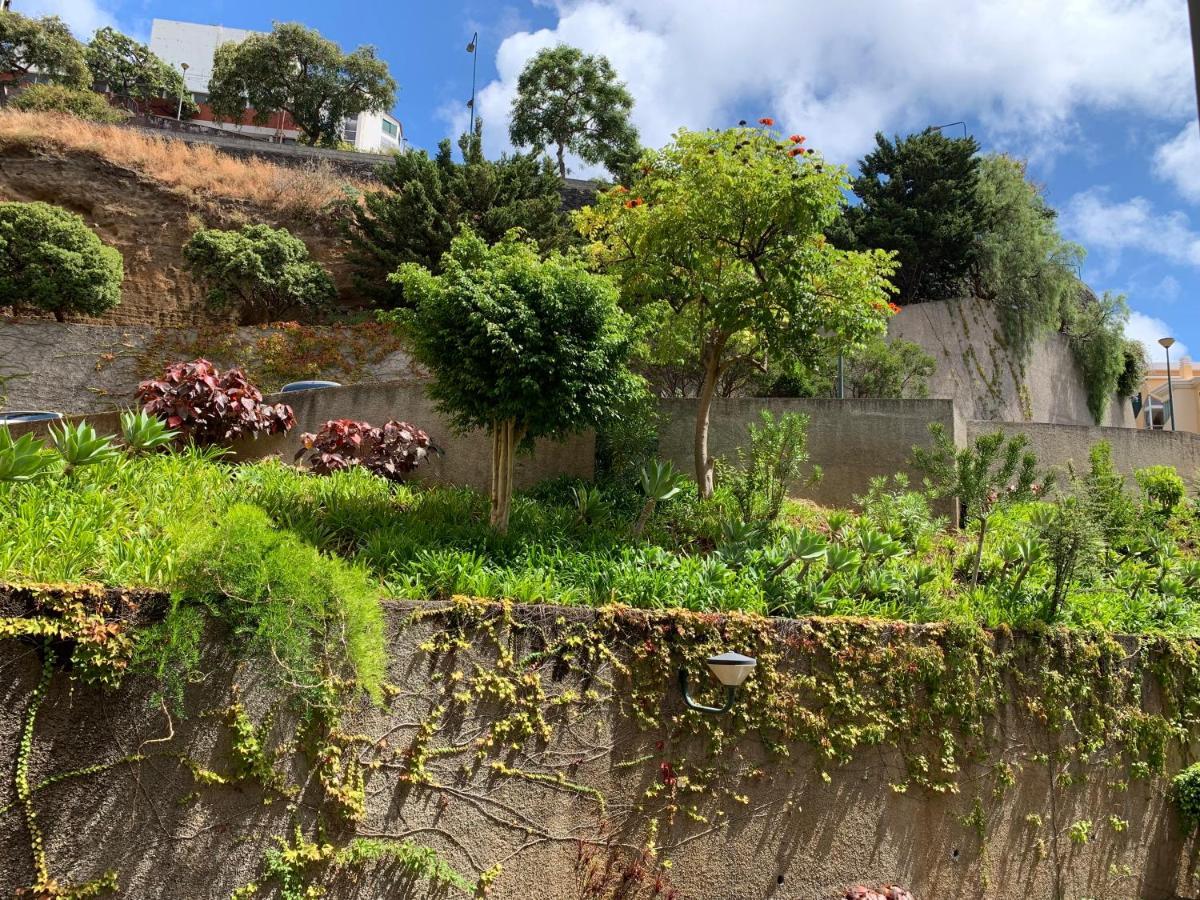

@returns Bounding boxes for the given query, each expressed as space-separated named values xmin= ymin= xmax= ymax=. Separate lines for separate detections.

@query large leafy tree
xmin=577 ymin=125 xmax=898 ymax=498
xmin=391 ymin=229 xmax=635 ymax=532
xmin=86 ymin=26 xmax=194 ymax=117
xmin=208 ymin=23 xmax=396 ymax=148
xmin=836 ymin=129 xmax=985 ymax=304
xmin=347 ymin=123 xmax=572 ymax=307
xmin=0 ymin=13 xmax=89 ymax=91
xmin=509 ymin=44 xmax=639 ymax=178
xmin=0 ymin=201 xmax=123 ymax=321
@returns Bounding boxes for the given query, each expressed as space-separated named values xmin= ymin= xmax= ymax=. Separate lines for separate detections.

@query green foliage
xmin=1083 ymin=441 xmax=1137 ymax=548
xmin=632 ymin=460 xmax=687 ymax=537
xmin=765 ymin=336 xmax=936 ymax=399
xmin=175 ymin=503 xmax=385 ymax=702
xmin=207 ymin=22 xmax=396 ymax=148
xmin=346 ymin=123 xmax=572 ymax=308
xmin=390 ymin=228 xmax=635 ymax=530
xmin=578 ymin=123 xmax=897 ymax=496
xmin=509 ymin=44 xmax=639 ymax=178
xmin=1117 ymin=339 xmax=1149 ymax=399
xmin=720 ymin=411 xmax=819 ymax=525
xmin=0 ymin=427 xmax=56 ymax=483
xmin=0 ymin=200 xmax=123 ymax=321
xmin=120 ymin=409 xmax=178 ymax=454
xmin=1172 ymin=762 xmax=1200 ymax=829
xmin=183 ymin=224 xmax=335 ymax=324
xmin=85 ymin=26 xmax=194 ymax=116
xmin=49 ymin=421 xmax=121 ymax=474
xmin=835 ymin=129 xmax=984 ymax=303
xmin=10 ymin=83 xmax=124 ymax=122
xmin=0 ymin=13 xmax=89 ymax=88
xmin=973 ymin=154 xmax=1084 ymax=360
xmin=1065 ymin=290 xmax=1131 ymax=424
xmin=1136 ymin=465 xmax=1186 ymax=516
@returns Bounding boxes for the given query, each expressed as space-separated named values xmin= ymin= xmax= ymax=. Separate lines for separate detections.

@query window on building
xmin=382 ymin=119 xmax=398 ymax=138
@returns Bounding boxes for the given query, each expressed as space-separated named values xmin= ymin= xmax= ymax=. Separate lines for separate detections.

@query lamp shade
xmin=706 ymin=652 xmax=756 ymax=687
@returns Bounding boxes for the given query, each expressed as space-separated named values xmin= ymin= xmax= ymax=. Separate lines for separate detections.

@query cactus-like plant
xmin=0 ymin=427 xmax=55 ymax=482
xmin=120 ymin=409 xmax=179 ymax=455
xmin=50 ymin=421 xmax=121 ymax=474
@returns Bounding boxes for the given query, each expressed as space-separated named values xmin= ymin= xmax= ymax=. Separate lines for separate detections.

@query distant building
xmin=148 ymin=18 xmax=403 ymax=153
xmin=1139 ymin=356 xmax=1199 ymax=432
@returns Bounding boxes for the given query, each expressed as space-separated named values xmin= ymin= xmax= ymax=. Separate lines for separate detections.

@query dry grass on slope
xmin=0 ymin=110 xmax=368 ymax=218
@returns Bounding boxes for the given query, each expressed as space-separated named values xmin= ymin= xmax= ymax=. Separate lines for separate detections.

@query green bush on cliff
xmin=10 ymin=83 xmax=126 ymax=122
xmin=0 ymin=200 xmax=123 ymax=321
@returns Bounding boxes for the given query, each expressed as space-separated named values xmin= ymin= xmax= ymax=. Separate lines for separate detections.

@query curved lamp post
xmin=1160 ymin=337 xmax=1177 ymax=432
xmin=679 ymin=651 xmax=757 ymax=714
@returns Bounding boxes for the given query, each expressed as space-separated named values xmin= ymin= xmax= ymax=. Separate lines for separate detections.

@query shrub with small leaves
xmin=11 ymin=83 xmax=126 ymax=122
xmin=1135 ymin=465 xmax=1185 ymax=517
xmin=295 ymin=418 xmax=439 ymax=483
xmin=1173 ymin=763 xmax=1200 ymax=829
xmin=136 ymin=358 xmax=295 ymax=446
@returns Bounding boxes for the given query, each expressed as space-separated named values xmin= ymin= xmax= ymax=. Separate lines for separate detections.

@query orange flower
xmin=624 ymin=197 xmax=645 ymax=209
xmin=787 ymin=147 xmax=803 ymax=157
xmin=789 ymin=134 xmax=804 ymax=143
xmin=613 ymin=185 xmax=630 ymax=194
xmin=888 ymin=302 xmax=902 ymax=314
xmin=758 ymin=117 xmax=774 ymax=126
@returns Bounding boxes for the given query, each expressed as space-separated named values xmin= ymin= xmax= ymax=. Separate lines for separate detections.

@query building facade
xmin=148 ymin=19 xmax=402 ymax=152
xmin=1139 ymin=357 xmax=1199 ymax=432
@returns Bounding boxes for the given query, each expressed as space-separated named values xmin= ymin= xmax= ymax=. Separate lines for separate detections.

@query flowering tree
xmin=576 ymin=122 xmax=898 ymax=498
xmin=391 ymin=229 xmax=635 ymax=531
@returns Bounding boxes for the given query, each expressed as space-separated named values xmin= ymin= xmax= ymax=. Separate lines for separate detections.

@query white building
xmin=148 ymin=18 xmax=403 ymax=153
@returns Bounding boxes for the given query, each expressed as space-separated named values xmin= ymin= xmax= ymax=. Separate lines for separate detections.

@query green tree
xmin=0 ymin=201 xmax=122 ymax=321
xmin=207 ymin=22 xmax=396 ymax=148
xmin=577 ymin=124 xmax=897 ymax=498
xmin=1065 ymin=289 xmax=1130 ymax=424
xmin=391 ymin=229 xmax=635 ymax=531
xmin=347 ymin=122 xmax=572 ymax=307
xmin=183 ymin=224 xmax=335 ymax=324
xmin=758 ymin=337 xmax=935 ymax=400
xmin=913 ymin=425 xmax=1053 ymax=587
xmin=0 ymin=13 xmax=89 ymax=91
xmin=974 ymin=154 xmax=1083 ymax=358
xmin=10 ymin=83 xmax=124 ymax=122
xmin=85 ymin=26 xmax=195 ymax=117
xmin=509 ymin=44 xmax=639 ymax=178
xmin=836 ymin=129 xmax=985 ymax=304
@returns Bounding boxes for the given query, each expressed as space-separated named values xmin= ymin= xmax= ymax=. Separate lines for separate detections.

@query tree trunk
xmin=694 ymin=344 xmax=722 ymax=500
xmin=970 ymin=517 xmax=988 ymax=588
xmin=53 ymin=310 xmax=65 ymax=323
xmin=489 ymin=419 xmax=524 ymax=533
xmin=556 ymin=142 xmax=567 ymax=179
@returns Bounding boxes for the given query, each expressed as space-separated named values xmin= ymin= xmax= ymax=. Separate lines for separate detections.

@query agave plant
xmin=769 ymin=527 xmax=828 ymax=579
xmin=120 ymin=409 xmax=179 ymax=455
xmin=0 ymin=426 xmax=55 ymax=482
xmin=632 ymin=460 xmax=687 ymax=537
xmin=50 ymin=421 xmax=121 ymax=474
xmin=571 ymin=483 xmax=606 ymax=525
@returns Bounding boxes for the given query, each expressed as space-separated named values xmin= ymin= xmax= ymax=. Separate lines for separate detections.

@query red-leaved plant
xmin=136 ymin=359 xmax=295 ymax=445
xmin=295 ymin=418 xmax=439 ymax=482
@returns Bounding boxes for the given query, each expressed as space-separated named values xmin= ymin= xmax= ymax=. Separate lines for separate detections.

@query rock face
xmin=0 ymin=144 xmax=357 ymax=327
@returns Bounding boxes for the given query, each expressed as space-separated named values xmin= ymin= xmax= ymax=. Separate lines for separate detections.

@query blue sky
xmin=24 ymin=0 xmax=1200 ymax=365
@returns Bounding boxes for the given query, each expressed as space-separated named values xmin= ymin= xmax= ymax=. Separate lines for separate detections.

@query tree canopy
xmin=183 ymin=224 xmax=335 ymax=324
xmin=0 ymin=201 xmax=123 ymax=321
xmin=86 ymin=26 xmax=194 ymax=117
xmin=390 ymin=228 xmax=635 ymax=530
xmin=208 ymin=22 xmax=396 ymax=147
xmin=836 ymin=129 xmax=984 ymax=304
xmin=0 ymin=13 xmax=89 ymax=90
xmin=577 ymin=124 xmax=897 ymax=497
xmin=347 ymin=123 xmax=573 ymax=307
xmin=509 ymin=44 xmax=639 ymax=178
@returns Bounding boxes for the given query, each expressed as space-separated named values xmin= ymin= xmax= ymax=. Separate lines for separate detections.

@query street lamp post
xmin=176 ymin=62 xmax=190 ymax=121
xmin=1160 ymin=337 xmax=1177 ymax=432
xmin=466 ymin=33 xmax=479 ymax=139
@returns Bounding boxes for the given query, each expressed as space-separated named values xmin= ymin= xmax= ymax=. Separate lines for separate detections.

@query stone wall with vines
xmin=2 ymin=586 xmax=1199 ymax=899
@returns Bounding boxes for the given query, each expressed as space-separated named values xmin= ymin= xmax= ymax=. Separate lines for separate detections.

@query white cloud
xmin=454 ymin=0 xmax=1192 ymax=173
xmin=1154 ymin=124 xmax=1200 ymax=203
xmin=1062 ymin=188 xmax=1200 ymax=268
xmin=1126 ymin=309 xmax=1189 ymax=365
xmin=19 ymin=0 xmax=117 ymax=40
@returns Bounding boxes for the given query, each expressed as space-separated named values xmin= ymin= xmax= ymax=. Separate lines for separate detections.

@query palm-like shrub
xmin=136 ymin=359 xmax=295 ymax=446
xmin=632 ymin=460 xmax=687 ymax=537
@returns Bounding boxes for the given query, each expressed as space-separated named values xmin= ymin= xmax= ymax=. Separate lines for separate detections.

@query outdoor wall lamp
xmin=678 ymin=652 xmax=756 ymax=714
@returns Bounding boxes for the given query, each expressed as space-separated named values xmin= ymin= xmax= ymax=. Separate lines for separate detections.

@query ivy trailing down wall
xmin=3 ymin=587 xmax=1200 ymax=899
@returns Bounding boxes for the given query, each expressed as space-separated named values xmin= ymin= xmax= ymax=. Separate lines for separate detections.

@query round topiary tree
xmin=0 ymin=201 xmax=124 ymax=321
xmin=183 ymin=223 xmax=336 ymax=324
xmin=391 ymin=227 xmax=637 ymax=532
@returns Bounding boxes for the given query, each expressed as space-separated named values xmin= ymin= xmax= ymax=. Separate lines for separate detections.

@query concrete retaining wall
xmin=889 ymin=297 xmax=1133 ymax=427
xmin=0 ymin=600 xmax=1196 ymax=899
xmin=658 ymin=397 xmax=963 ymax=507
